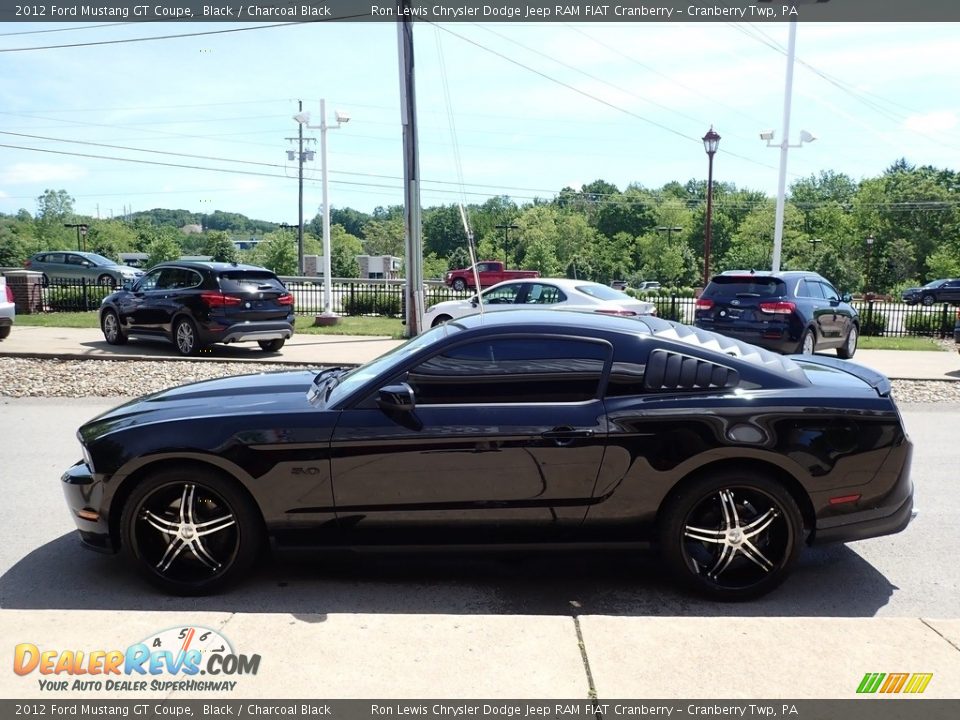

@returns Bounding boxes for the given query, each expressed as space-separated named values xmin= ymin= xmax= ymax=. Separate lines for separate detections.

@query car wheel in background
xmin=120 ymin=467 xmax=263 ymax=596
xmin=41 ymin=274 xmax=50 ymax=287
xmin=658 ymin=471 xmax=804 ymax=601
xmin=837 ymin=325 xmax=858 ymax=359
xmin=101 ymin=309 xmax=128 ymax=345
xmin=431 ymin=314 xmax=453 ymax=328
xmin=173 ymin=317 xmax=201 ymax=356
xmin=258 ymin=339 xmax=285 ymax=352
xmin=799 ymin=329 xmax=816 ymax=354
xmin=922 ymin=294 xmax=936 ymax=306
xmin=97 ymin=274 xmax=114 ymax=286
xmin=452 ymin=278 xmax=467 ymax=291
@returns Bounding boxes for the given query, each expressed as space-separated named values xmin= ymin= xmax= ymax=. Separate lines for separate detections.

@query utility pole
xmin=286 ymin=100 xmax=315 ymax=276
xmin=398 ymin=0 xmax=424 ymax=337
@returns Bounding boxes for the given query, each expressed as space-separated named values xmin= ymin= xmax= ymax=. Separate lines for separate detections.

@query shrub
xmin=904 ymin=310 xmax=949 ymax=336
xmin=859 ymin=310 xmax=888 ymax=337
xmin=341 ymin=290 xmax=401 ymax=317
xmin=45 ymin=285 xmax=113 ymax=312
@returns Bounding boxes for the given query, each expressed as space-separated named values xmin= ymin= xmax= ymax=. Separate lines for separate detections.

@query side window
xmin=166 ymin=269 xmax=202 ymax=289
xmin=66 ymin=254 xmax=86 ymax=266
xmin=525 ymin=284 xmax=565 ymax=305
xmin=804 ymin=280 xmax=826 ymax=299
xmin=405 ymin=338 xmax=609 ymax=405
xmin=46 ymin=253 xmax=66 ymax=264
xmin=819 ymin=282 xmax=839 ymax=302
xmin=796 ymin=280 xmax=813 ymax=298
xmin=477 ymin=263 xmax=492 ymax=273
xmin=606 ymin=360 xmax=647 ymax=397
xmin=482 ymin=284 xmax=522 ymax=305
xmin=137 ymin=269 xmax=165 ymax=291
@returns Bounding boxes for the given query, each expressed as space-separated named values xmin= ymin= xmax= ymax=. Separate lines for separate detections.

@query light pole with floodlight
xmin=294 ymin=100 xmax=350 ymax=323
xmin=865 ymin=235 xmax=875 ymax=296
xmin=702 ymin=127 xmax=720 ymax=288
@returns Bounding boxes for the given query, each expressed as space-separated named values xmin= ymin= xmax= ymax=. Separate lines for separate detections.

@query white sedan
xmin=424 ymin=278 xmax=657 ymax=328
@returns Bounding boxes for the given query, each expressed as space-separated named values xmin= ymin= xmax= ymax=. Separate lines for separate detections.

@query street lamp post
xmin=865 ymin=235 xmax=875 ymax=296
xmin=495 ymin=223 xmax=519 ymax=266
xmin=294 ymin=100 xmax=350 ymax=323
xmin=702 ymin=127 xmax=720 ymax=288
xmin=657 ymin=226 xmax=683 ymax=241
xmin=64 ymin=223 xmax=88 ymax=251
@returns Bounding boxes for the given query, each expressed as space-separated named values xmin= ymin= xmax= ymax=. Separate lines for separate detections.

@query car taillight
xmin=759 ymin=301 xmax=796 ymax=314
xmin=595 ymin=309 xmax=637 ymax=317
xmin=23 ymin=260 xmax=31 ymax=268
xmin=200 ymin=292 xmax=242 ymax=307
xmin=695 ymin=299 xmax=714 ymax=310
xmin=277 ymin=293 xmax=294 ymax=306
xmin=5 ymin=286 xmax=13 ymax=303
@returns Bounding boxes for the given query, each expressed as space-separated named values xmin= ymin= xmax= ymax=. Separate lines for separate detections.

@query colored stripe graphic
xmin=880 ymin=673 xmax=909 ymax=693
xmin=903 ymin=673 xmax=934 ymax=694
xmin=857 ymin=672 xmax=932 ymax=694
xmin=857 ymin=673 xmax=885 ymax=694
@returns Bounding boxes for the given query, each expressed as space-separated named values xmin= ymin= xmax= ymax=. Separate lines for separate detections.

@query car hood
xmin=78 ymin=370 xmax=320 ymax=441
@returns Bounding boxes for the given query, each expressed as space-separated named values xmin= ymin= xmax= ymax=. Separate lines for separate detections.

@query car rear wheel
xmin=173 ymin=317 xmax=201 ymax=356
xmin=659 ymin=471 xmax=804 ymax=601
xmin=120 ymin=467 xmax=263 ymax=595
xmin=837 ymin=324 xmax=858 ymax=359
xmin=258 ymin=339 xmax=285 ymax=352
xmin=452 ymin=278 xmax=467 ymax=291
xmin=431 ymin=314 xmax=453 ymax=328
xmin=97 ymin=274 xmax=114 ymax=286
xmin=101 ymin=309 xmax=128 ymax=345
xmin=921 ymin=294 xmax=936 ymax=306
xmin=799 ymin=328 xmax=815 ymax=354
xmin=0 ymin=326 xmax=9 ymax=340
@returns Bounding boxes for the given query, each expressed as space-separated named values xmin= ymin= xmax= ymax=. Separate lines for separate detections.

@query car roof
xmin=151 ymin=261 xmax=272 ymax=272
xmin=715 ymin=270 xmax=823 ymax=279
xmin=486 ymin=277 xmax=609 ymax=291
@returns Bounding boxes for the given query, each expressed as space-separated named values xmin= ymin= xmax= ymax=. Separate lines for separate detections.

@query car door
xmin=43 ymin=253 xmax=69 ymax=282
xmin=819 ymin=280 xmax=851 ymax=342
xmin=797 ymin=278 xmax=838 ymax=342
xmin=941 ymin=280 xmax=960 ymax=304
xmin=120 ymin=267 xmax=178 ymax=335
xmin=329 ymin=335 xmax=611 ymax=544
xmin=478 ymin=282 xmax=525 ymax=311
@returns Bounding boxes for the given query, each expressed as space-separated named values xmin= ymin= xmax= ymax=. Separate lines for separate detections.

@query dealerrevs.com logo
xmin=13 ymin=626 xmax=260 ymax=693
xmin=857 ymin=672 xmax=934 ymax=694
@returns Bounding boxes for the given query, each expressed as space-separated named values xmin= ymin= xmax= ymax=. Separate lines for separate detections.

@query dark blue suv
xmin=694 ymin=270 xmax=859 ymax=357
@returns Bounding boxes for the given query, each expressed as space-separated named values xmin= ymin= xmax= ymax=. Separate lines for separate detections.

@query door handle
xmin=542 ymin=427 xmax=594 ymax=446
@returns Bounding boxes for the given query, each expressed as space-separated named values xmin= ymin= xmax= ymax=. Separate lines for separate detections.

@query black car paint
xmin=902 ymin=278 xmax=960 ymax=306
xmin=63 ymin=312 xmax=912 ymax=571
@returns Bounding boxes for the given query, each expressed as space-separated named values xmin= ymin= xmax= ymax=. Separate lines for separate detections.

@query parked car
xmin=61 ymin=310 xmax=913 ymax=599
xmin=637 ymin=281 xmax=662 ymax=291
xmin=694 ymin=270 xmax=859 ymax=357
xmin=901 ymin=278 xmax=960 ymax=306
xmin=444 ymin=260 xmax=539 ymax=291
xmin=98 ymin=261 xmax=295 ymax=356
xmin=425 ymin=278 xmax=656 ymax=327
xmin=0 ymin=276 xmax=15 ymax=340
xmin=25 ymin=251 xmax=144 ymax=286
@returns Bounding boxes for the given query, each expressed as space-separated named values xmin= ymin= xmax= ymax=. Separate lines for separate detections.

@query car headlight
xmin=77 ymin=433 xmax=95 ymax=472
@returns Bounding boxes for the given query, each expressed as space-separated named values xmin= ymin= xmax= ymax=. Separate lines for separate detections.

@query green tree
xmin=204 ymin=231 xmax=239 ymax=263
xmin=145 ymin=235 xmax=182 ymax=269
xmin=85 ymin=220 xmax=137 ymax=260
xmin=329 ymin=225 xmax=363 ymax=277
xmin=249 ymin=232 xmax=297 ymax=275
xmin=34 ymin=189 xmax=75 ymax=249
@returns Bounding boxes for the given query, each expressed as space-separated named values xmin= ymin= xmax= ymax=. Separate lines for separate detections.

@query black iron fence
xmin=14 ymin=278 xmax=960 ymax=339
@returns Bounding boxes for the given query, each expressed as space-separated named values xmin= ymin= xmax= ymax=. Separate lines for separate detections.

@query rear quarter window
xmin=217 ymin=271 xmax=286 ymax=293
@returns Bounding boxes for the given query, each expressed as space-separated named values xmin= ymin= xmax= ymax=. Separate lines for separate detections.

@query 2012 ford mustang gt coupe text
xmin=61 ymin=311 xmax=914 ymax=600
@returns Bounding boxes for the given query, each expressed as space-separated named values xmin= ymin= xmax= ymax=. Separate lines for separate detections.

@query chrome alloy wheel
xmin=102 ymin=312 xmax=119 ymax=342
xmin=133 ymin=482 xmax=238 ymax=585
xmin=175 ymin=319 xmax=197 ymax=355
xmin=801 ymin=330 xmax=815 ymax=354
xmin=680 ymin=487 xmax=792 ymax=593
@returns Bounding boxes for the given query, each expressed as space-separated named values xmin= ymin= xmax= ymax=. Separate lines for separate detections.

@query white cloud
xmin=903 ymin=111 xmax=958 ymax=134
xmin=0 ymin=163 xmax=87 ymax=185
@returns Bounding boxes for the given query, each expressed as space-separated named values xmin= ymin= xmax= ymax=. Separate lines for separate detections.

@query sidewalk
xmin=2 ymin=325 xmax=959 ymax=381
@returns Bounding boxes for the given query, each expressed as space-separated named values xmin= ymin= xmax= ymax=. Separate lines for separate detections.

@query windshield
xmin=923 ymin=280 xmax=944 ymax=288
xmin=703 ymin=276 xmax=786 ymax=298
xmin=84 ymin=253 xmax=116 ymax=266
xmin=324 ymin=323 xmax=460 ymax=407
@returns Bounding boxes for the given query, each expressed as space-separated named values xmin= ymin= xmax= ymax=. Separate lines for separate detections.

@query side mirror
xmin=841 ymin=293 xmax=852 ymax=303
xmin=377 ymin=383 xmax=415 ymax=412
xmin=470 ymin=297 xmax=479 ymax=307
xmin=122 ymin=279 xmax=135 ymax=291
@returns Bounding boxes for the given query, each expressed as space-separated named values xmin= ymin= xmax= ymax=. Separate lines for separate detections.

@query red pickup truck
xmin=444 ymin=261 xmax=540 ymax=291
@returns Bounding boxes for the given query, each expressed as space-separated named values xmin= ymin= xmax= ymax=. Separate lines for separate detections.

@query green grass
xmin=858 ymin=336 xmax=946 ymax=351
xmin=16 ymin=311 xmax=406 ymax=338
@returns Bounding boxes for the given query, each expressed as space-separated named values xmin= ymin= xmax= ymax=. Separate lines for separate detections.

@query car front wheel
xmin=101 ymin=309 xmax=128 ymax=345
xmin=659 ymin=471 xmax=804 ymax=601
xmin=120 ymin=467 xmax=263 ymax=595
xmin=97 ymin=274 xmax=115 ymax=286
xmin=921 ymin=294 xmax=936 ymax=306
xmin=173 ymin=317 xmax=201 ymax=356
xmin=452 ymin=278 xmax=467 ymax=291
xmin=799 ymin=328 xmax=815 ymax=354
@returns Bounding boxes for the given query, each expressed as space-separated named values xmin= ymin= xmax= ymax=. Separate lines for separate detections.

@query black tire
xmin=120 ymin=467 xmax=263 ymax=595
xmin=452 ymin=278 xmax=467 ymax=292
xmin=921 ymin=294 xmax=935 ymax=306
xmin=658 ymin=470 xmax=804 ymax=601
xmin=0 ymin=326 xmax=10 ymax=340
xmin=41 ymin=274 xmax=50 ymax=288
xmin=798 ymin=328 xmax=815 ymax=355
xmin=258 ymin=339 xmax=285 ymax=352
xmin=97 ymin=274 xmax=115 ymax=286
xmin=172 ymin=317 xmax=201 ymax=356
xmin=100 ymin=309 xmax=128 ymax=345
xmin=431 ymin=314 xmax=453 ymax=328
xmin=837 ymin=324 xmax=858 ymax=359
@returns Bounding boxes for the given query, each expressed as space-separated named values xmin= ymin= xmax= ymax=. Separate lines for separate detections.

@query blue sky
xmin=0 ymin=20 xmax=957 ymax=223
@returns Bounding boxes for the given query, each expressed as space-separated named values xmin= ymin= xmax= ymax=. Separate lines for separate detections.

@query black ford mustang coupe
xmin=61 ymin=311 xmax=914 ymax=600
